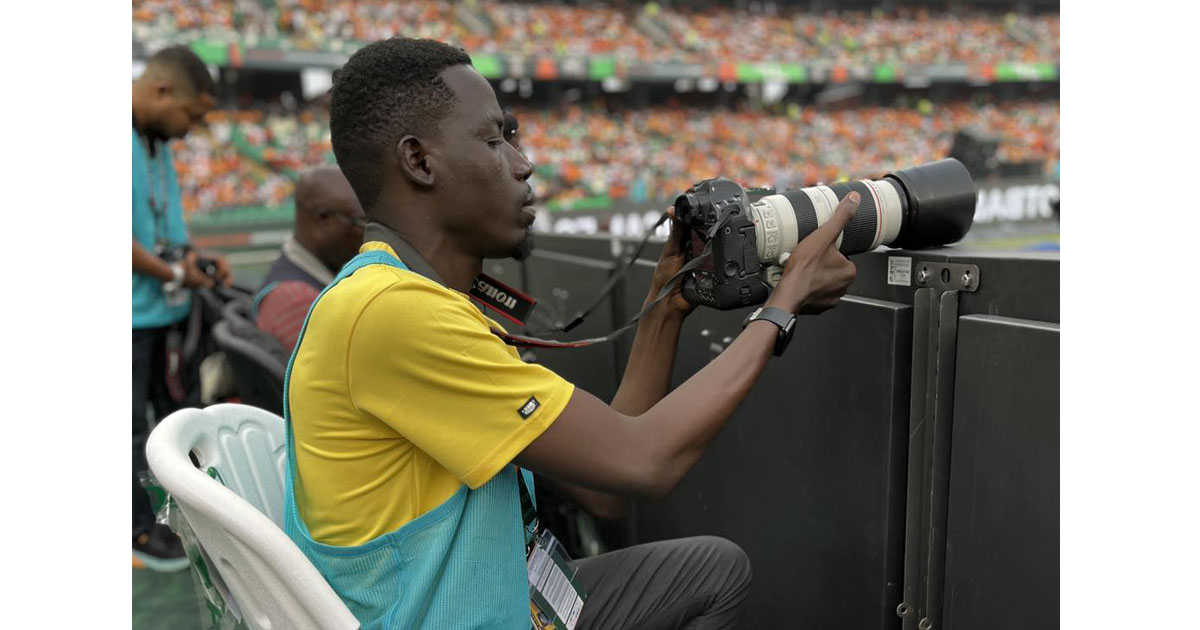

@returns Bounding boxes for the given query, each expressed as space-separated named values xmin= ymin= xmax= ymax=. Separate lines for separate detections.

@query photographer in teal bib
xmin=288 ymin=38 xmax=858 ymax=629
xmin=131 ymin=46 xmax=232 ymax=571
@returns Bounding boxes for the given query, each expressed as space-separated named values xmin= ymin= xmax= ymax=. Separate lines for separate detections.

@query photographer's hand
xmin=182 ymin=251 xmax=216 ymax=289
xmin=765 ymin=191 xmax=859 ymax=315
xmin=555 ymin=211 xmax=692 ymax=517
xmin=646 ymin=206 xmax=695 ymax=319
xmin=517 ymin=192 xmax=859 ymax=500
xmin=206 ymin=252 xmax=234 ymax=287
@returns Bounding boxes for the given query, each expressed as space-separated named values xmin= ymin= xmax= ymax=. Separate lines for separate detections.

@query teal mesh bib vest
xmin=282 ymin=249 xmax=535 ymax=629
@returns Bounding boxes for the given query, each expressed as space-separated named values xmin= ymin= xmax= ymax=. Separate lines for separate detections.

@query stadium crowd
xmin=656 ymin=6 xmax=1058 ymax=65
xmin=133 ymin=0 xmax=1058 ymax=65
xmin=172 ymin=107 xmax=332 ymax=213
xmin=516 ymin=99 xmax=1058 ymax=204
xmin=170 ymin=99 xmax=1058 ymax=214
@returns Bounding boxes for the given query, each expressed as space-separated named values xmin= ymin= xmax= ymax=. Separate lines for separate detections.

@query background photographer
xmin=131 ymin=45 xmax=232 ymax=571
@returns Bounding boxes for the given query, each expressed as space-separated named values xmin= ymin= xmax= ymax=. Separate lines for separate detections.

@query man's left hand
xmin=202 ymin=251 xmax=234 ymax=287
xmin=647 ymin=207 xmax=695 ymax=319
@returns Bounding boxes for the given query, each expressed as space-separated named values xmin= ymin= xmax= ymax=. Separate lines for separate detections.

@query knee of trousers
xmin=693 ymin=535 xmax=753 ymax=588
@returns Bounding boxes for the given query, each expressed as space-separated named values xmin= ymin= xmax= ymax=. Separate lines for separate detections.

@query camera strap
xmin=552 ymin=212 xmax=672 ymax=334
xmin=363 ymin=213 xmax=722 ymax=350
xmin=364 ymin=221 xmax=548 ymax=333
xmin=503 ymin=199 xmax=740 ymax=348
xmin=500 ymin=200 xmax=749 ymax=349
xmin=469 ymin=274 xmax=538 ymax=327
xmin=498 ymin=250 xmax=711 ymax=349
xmin=496 ymin=212 xmax=729 ymax=348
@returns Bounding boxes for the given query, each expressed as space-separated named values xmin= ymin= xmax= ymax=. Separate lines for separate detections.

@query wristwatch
xmin=163 ymin=262 xmax=186 ymax=292
xmin=742 ymin=306 xmax=796 ymax=356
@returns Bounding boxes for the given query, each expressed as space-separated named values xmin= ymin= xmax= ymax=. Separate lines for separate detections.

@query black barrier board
xmin=942 ymin=315 xmax=1059 ymax=630
xmin=635 ymin=296 xmax=913 ymax=629
xmin=514 ymin=236 xmax=1060 ymax=629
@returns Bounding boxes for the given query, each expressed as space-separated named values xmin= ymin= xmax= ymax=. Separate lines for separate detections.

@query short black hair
xmin=329 ymin=38 xmax=473 ymax=212
xmin=145 ymin=46 xmax=216 ymax=97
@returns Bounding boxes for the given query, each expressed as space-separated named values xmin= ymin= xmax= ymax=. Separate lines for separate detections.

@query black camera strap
xmin=496 ymin=251 xmax=710 ymax=348
xmin=517 ymin=469 xmax=539 ymax=549
xmin=502 ymin=208 xmax=734 ymax=349
xmin=552 ymin=212 xmax=672 ymax=334
xmin=363 ymin=210 xmax=724 ymax=350
xmin=363 ymin=222 xmax=450 ymax=286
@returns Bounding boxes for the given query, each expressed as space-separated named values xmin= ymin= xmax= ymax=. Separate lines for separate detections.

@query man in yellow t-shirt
xmin=287 ymin=38 xmax=859 ymax=629
xmin=289 ymin=237 xmax=575 ymax=546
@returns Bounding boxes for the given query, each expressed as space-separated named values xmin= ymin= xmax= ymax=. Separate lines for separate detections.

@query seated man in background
xmin=254 ymin=165 xmax=365 ymax=350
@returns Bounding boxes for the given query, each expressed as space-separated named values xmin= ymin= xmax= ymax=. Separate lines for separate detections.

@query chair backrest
xmin=222 ymin=297 xmax=254 ymax=327
xmin=213 ymin=320 xmax=287 ymax=416
xmin=146 ymin=404 xmax=359 ymax=630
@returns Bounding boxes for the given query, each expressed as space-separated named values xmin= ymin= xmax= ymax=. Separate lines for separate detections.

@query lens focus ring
xmin=751 ymin=195 xmax=798 ymax=262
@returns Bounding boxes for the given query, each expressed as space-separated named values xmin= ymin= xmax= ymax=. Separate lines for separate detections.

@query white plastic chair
xmin=146 ymin=403 xmax=359 ymax=630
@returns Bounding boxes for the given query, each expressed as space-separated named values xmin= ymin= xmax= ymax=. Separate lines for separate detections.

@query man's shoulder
xmin=333 ymin=261 xmax=452 ymax=302
xmin=316 ymin=262 xmax=477 ymax=330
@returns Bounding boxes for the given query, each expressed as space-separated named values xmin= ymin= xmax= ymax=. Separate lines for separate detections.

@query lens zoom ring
xmin=781 ymin=190 xmax=819 ymax=244
xmin=828 ymin=181 xmax=879 ymax=254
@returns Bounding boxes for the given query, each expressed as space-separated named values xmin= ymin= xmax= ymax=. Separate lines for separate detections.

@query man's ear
xmin=395 ymin=135 xmax=435 ymax=188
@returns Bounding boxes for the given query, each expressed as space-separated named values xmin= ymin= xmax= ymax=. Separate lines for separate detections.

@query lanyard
xmin=517 ymin=470 xmax=539 ymax=549
xmin=137 ymin=132 xmax=171 ymax=245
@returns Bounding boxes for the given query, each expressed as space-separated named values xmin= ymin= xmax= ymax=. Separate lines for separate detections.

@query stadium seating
xmin=133 ymin=0 xmax=1058 ymax=66
xmin=171 ymin=100 xmax=1058 ymax=216
xmin=140 ymin=2 xmax=1058 ymax=221
xmin=654 ymin=6 xmax=1058 ymax=64
xmin=173 ymin=107 xmax=331 ymax=215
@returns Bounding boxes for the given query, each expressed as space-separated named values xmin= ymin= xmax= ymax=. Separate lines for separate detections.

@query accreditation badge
xmin=527 ymin=529 xmax=587 ymax=630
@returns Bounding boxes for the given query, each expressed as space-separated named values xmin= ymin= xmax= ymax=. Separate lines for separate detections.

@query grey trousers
xmin=569 ymin=536 xmax=752 ymax=630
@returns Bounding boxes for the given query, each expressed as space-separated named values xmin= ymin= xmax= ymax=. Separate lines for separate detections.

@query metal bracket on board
xmin=897 ymin=279 xmax=964 ymax=630
xmin=915 ymin=262 xmax=980 ymax=293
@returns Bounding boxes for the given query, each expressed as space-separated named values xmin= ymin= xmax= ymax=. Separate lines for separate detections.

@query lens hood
xmin=886 ymin=158 xmax=977 ymax=249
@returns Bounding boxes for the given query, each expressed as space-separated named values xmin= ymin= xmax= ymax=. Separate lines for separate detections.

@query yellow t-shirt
xmin=287 ymin=241 xmax=575 ymax=546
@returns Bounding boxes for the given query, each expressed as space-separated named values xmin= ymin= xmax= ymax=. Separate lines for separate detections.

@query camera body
xmin=674 ymin=178 xmax=775 ymax=309
xmin=155 ymin=244 xmax=220 ymax=305
xmin=156 ymin=244 xmax=220 ymax=277
xmin=674 ymin=159 xmax=978 ymax=311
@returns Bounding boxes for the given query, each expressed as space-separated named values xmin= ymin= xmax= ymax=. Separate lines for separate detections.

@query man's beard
xmin=510 ymin=227 xmax=535 ymax=261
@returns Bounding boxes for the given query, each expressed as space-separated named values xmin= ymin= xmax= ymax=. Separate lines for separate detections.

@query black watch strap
xmin=742 ymin=306 xmax=797 ymax=356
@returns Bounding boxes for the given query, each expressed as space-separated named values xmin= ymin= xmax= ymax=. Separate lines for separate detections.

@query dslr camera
xmin=156 ymin=244 xmax=221 ymax=305
xmin=674 ymin=158 xmax=977 ymax=310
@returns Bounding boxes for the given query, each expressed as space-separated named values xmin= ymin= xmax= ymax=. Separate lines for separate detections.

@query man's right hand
xmin=765 ymin=190 xmax=860 ymax=315
xmin=181 ymin=251 xmax=215 ymax=289
xmin=519 ymin=191 xmax=863 ymax=499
